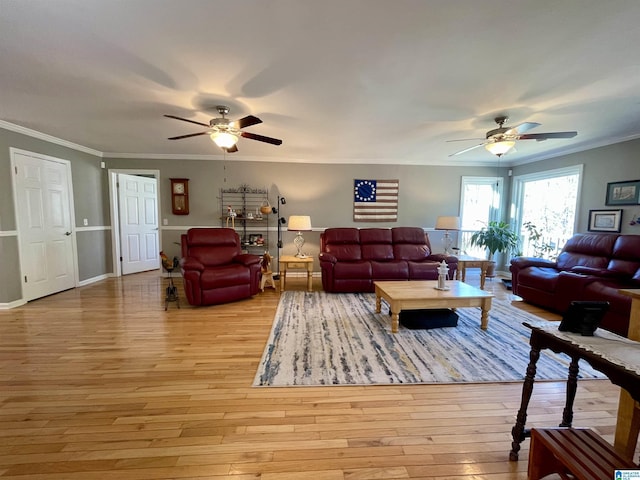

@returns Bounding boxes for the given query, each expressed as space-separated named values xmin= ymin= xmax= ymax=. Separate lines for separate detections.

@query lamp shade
xmin=485 ymin=140 xmax=515 ymax=157
xmin=210 ymin=131 xmax=239 ymax=148
xmin=435 ymin=216 xmax=461 ymax=231
xmin=287 ymin=215 xmax=312 ymax=231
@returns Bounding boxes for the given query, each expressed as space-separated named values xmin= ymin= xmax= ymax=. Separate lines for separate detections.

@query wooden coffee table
xmin=374 ymin=280 xmax=494 ymax=333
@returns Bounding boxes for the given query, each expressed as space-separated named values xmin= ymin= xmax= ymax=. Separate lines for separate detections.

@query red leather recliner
xmin=180 ymin=228 xmax=261 ymax=306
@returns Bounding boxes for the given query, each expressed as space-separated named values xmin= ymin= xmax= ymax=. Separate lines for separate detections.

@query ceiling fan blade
xmin=168 ymin=132 xmax=208 ymax=140
xmin=234 ymin=115 xmax=262 ymax=129
xmin=518 ymin=131 xmax=578 ymax=141
xmin=506 ymin=122 xmax=541 ymax=135
xmin=164 ymin=114 xmax=210 ymax=127
xmin=241 ymin=131 xmax=283 ymax=145
xmin=448 ymin=143 xmax=485 ymax=157
xmin=224 ymin=144 xmax=239 ymax=153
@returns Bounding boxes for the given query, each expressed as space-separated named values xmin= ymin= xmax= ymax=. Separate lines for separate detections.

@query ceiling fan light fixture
xmin=210 ymin=131 xmax=238 ymax=149
xmin=485 ymin=140 xmax=515 ymax=157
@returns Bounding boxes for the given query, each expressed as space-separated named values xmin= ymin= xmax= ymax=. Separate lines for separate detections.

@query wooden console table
xmin=509 ymin=321 xmax=640 ymax=461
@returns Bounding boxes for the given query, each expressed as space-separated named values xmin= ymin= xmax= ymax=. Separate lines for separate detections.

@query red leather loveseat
xmin=319 ymin=227 xmax=458 ymax=293
xmin=510 ymin=233 xmax=640 ymax=336
xmin=180 ymin=228 xmax=262 ymax=306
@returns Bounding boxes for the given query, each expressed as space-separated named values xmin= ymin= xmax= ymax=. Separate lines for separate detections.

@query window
xmin=460 ymin=176 xmax=504 ymax=256
xmin=510 ymin=165 xmax=583 ymax=258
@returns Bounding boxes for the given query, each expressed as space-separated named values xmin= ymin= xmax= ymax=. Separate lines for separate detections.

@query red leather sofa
xmin=180 ymin=228 xmax=262 ymax=306
xmin=319 ymin=227 xmax=458 ymax=293
xmin=510 ymin=233 xmax=640 ymax=336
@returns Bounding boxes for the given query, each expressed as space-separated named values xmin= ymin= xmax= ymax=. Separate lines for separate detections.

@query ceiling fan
xmin=164 ymin=105 xmax=282 ymax=153
xmin=448 ymin=116 xmax=577 ymax=157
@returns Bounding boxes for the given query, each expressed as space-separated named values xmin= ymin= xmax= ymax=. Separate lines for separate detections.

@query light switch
xmin=83 ymin=218 xmax=88 ymax=226
xmin=163 ymin=218 xmax=168 ymax=226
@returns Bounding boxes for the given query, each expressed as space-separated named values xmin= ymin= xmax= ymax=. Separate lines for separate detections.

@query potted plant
xmin=470 ymin=221 xmax=519 ymax=277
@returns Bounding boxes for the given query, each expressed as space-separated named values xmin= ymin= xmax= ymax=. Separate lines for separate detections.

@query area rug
xmin=253 ymin=291 xmax=606 ymax=386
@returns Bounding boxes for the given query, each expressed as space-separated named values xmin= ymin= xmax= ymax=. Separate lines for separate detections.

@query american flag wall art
xmin=353 ymin=179 xmax=399 ymax=222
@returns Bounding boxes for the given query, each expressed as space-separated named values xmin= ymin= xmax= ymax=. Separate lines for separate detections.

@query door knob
xmin=65 ymin=231 xmax=72 ymax=236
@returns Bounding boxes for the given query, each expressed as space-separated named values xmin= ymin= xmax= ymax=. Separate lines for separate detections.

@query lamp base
xmin=442 ymin=231 xmax=453 ymax=255
xmin=293 ymin=232 xmax=305 ymax=258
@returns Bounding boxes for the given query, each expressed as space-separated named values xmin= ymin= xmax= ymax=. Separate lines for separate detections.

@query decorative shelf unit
xmin=220 ymin=186 xmax=270 ymax=254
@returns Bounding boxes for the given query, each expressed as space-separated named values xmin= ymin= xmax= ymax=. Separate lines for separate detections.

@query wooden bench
xmin=528 ymin=427 xmax=638 ymax=480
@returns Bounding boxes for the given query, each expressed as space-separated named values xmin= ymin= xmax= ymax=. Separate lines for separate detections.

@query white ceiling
xmin=2 ymin=0 xmax=640 ymax=166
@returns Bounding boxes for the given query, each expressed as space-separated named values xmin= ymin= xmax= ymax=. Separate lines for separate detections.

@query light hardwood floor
xmin=0 ymin=271 xmax=636 ymax=479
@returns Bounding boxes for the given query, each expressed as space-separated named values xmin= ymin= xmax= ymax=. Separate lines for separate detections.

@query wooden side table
xmin=279 ymin=255 xmax=313 ymax=292
xmin=455 ymin=254 xmax=492 ymax=290
xmin=615 ymin=288 xmax=640 ymax=460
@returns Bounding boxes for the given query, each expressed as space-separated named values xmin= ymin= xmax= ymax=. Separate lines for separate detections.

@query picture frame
xmin=588 ymin=209 xmax=622 ymax=232
xmin=605 ymin=179 xmax=640 ymax=205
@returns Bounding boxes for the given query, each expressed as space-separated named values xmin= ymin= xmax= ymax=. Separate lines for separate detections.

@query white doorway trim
xmin=108 ymin=169 xmax=162 ymax=277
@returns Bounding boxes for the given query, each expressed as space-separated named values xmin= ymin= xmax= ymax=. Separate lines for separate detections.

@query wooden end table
xmin=455 ymin=254 xmax=493 ymax=290
xmin=374 ymin=280 xmax=493 ymax=333
xmin=615 ymin=288 xmax=640 ymax=460
xmin=279 ymin=255 xmax=313 ymax=292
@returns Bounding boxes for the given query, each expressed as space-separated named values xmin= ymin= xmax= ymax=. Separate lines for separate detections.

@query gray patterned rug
xmin=253 ymin=291 xmax=606 ymax=386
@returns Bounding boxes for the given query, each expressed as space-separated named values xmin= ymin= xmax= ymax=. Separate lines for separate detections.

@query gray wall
xmin=1 ymin=123 xmax=639 ymax=305
xmin=106 ymin=157 xmax=503 ymax=266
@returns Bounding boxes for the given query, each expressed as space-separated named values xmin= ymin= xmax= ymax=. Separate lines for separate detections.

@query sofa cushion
xmin=325 ymin=244 xmax=363 ymax=261
xmin=518 ymin=267 xmax=561 ymax=292
xmin=392 ymin=227 xmax=428 ymax=245
xmin=323 ymin=228 xmax=363 ymax=261
xmin=360 ymin=229 xmax=394 ymax=260
xmin=371 ymin=260 xmax=408 ymax=279
xmin=200 ymin=264 xmax=250 ymax=289
xmin=391 ymin=227 xmax=431 ymax=260
xmin=408 ymin=261 xmax=440 ymax=280
xmin=556 ymin=233 xmax=617 ymax=270
xmin=186 ymin=228 xmax=240 ymax=266
xmin=607 ymin=234 xmax=640 ymax=277
xmin=323 ymin=228 xmax=360 ymax=244
xmin=333 ymin=261 xmax=371 ymax=279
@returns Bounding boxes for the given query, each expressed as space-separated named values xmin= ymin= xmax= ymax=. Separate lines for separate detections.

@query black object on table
xmin=509 ymin=321 xmax=640 ymax=461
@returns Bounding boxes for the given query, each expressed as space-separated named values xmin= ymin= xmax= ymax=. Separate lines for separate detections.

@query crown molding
xmin=0 ymin=120 xmax=103 ymax=157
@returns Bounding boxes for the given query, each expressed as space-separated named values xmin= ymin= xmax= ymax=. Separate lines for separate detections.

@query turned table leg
xmin=560 ymin=356 xmax=580 ymax=427
xmin=480 ymin=297 xmax=491 ymax=330
xmin=510 ymin=344 xmax=541 ymax=461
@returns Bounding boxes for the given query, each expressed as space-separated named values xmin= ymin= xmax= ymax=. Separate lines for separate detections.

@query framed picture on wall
xmin=588 ymin=209 xmax=622 ymax=232
xmin=605 ymin=180 xmax=640 ymax=205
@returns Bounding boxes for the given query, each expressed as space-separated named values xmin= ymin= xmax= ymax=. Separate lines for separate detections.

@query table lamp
xmin=435 ymin=216 xmax=461 ymax=255
xmin=287 ymin=215 xmax=312 ymax=258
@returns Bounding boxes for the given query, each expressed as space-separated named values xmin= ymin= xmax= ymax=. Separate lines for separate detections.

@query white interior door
xmin=13 ymin=150 xmax=76 ymax=301
xmin=118 ymin=173 xmax=159 ymax=275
